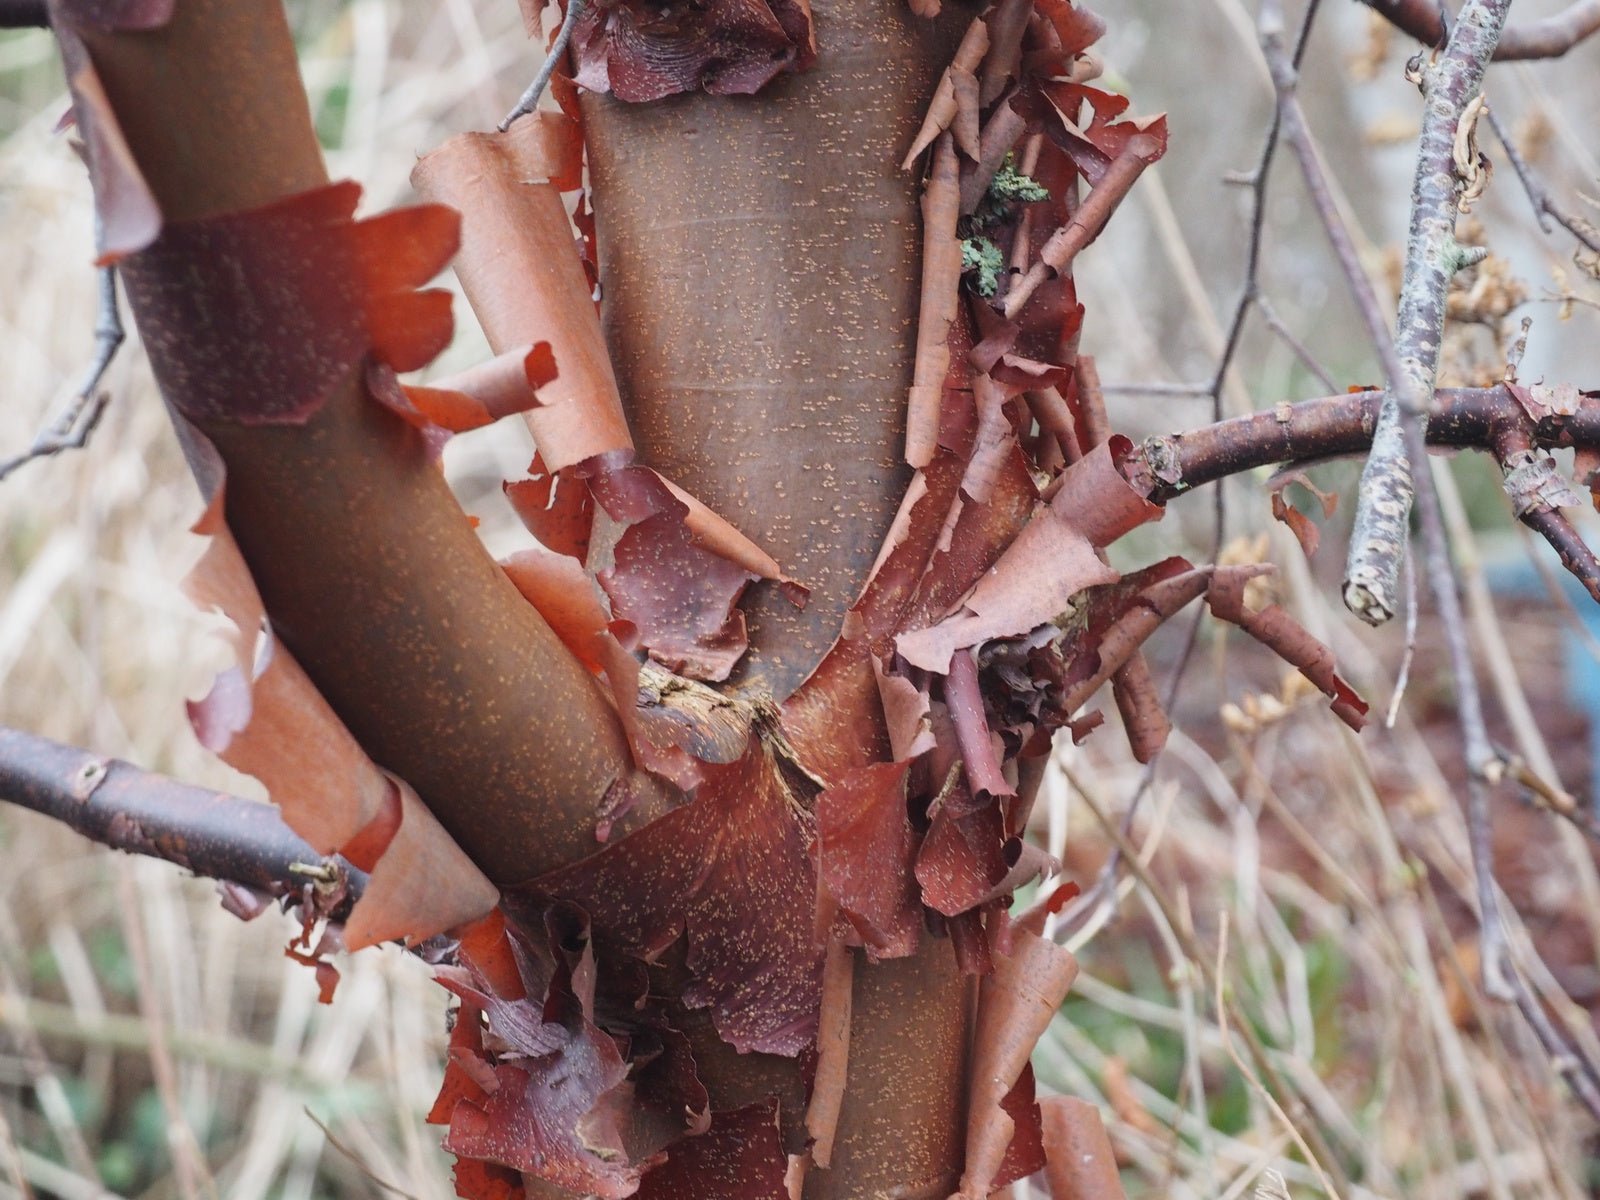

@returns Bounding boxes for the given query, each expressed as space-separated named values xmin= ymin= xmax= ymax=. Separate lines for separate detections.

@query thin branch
xmin=1485 ymin=103 xmax=1600 ymax=255
xmin=1130 ymin=377 xmax=1600 ymax=693
xmin=499 ymin=0 xmax=588 ymax=132
xmin=1256 ymin=295 xmax=1339 ymax=394
xmin=1520 ymin=506 xmax=1600 ymax=605
xmin=1206 ymin=0 xmax=1325 ymax=412
xmin=1383 ymin=545 xmax=1419 ymax=727
xmin=0 ymin=725 xmax=365 ymax=911
xmin=1361 ymin=0 xmax=1600 ymax=60
xmin=1098 ymin=381 xmax=1213 ymax=397
xmin=1129 ymin=385 xmax=1586 ymax=498
xmin=1504 ymin=961 xmax=1600 ymax=1121
xmin=0 ymin=266 xmax=123 ymax=484
xmin=1501 ymin=751 xmax=1600 ymax=844
xmin=1266 ymin=48 xmax=1406 ymax=395
xmin=1342 ymin=0 xmax=1510 ymax=625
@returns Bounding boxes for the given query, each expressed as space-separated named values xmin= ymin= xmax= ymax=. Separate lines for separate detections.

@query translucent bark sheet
xmin=523 ymin=713 xmax=824 ymax=1058
xmin=183 ymin=461 xmax=497 ymax=953
xmin=570 ymin=0 xmax=817 ymax=102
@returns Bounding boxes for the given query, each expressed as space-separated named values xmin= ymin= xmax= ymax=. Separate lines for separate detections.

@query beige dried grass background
xmin=2 ymin=1 xmax=1600 ymax=1197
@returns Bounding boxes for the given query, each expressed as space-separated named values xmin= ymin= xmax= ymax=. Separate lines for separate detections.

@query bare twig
xmin=1500 ymin=752 xmax=1600 ymax=842
xmin=0 ymin=725 xmax=365 ymax=910
xmin=1485 ymin=104 xmax=1600 ymax=255
xmin=1256 ymin=294 xmax=1340 ymax=394
xmin=303 ymin=1111 xmax=423 ymax=1200
xmin=1342 ymin=0 xmax=1510 ymax=625
xmin=499 ymin=0 xmax=588 ymax=132
xmin=1360 ymin=0 xmax=1600 ymax=60
xmin=1504 ymin=967 xmax=1600 ymax=1122
xmin=1521 ymin=507 xmax=1600 ymax=605
xmin=1517 ymin=522 xmax=1600 ymax=666
xmin=0 ymin=266 xmax=122 ymax=484
xmin=1208 ymin=0 xmax=1323 ymax=412
xmin=1098 ymin=380 xmax=1213 ymax=397
xmin=1384 ymin=546 xmax=1419 ymax=728
xmin=1273 ymin=94 xmax=1404 ymax=383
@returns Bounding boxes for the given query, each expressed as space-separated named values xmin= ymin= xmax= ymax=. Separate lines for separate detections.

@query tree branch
xmin=1130 ymin=385 xmax=1587 ymax=497
xmin=1343 ymin=0 xmax=1511 ymax=626
xmin=1486 ymin=103 xmax=1600 ymax=256
xmin=0 ymin=264 xmax=122 ymax=484
xmin=1129 ymin=382 xmax=1600 ymax=609
xmin=0 ymin=725 xmax=365 ymax=909
xmin=1361 ymin=0 xmax=1600 ymax=60
xmin=51 ymin=1 xmax=661 ymax=884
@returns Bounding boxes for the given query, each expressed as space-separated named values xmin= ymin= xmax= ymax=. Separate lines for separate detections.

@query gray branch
xmin=1342 ymin=0 xmax=1514 ymax=625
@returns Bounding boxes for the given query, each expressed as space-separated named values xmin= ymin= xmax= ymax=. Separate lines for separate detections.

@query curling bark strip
xmin=1342 ymin=0 xmax=1513 ymax=624
xmin=49 ymin=0 xmax=659 ymax=887
xmin=18 ymin=1 xmax=1427 ymax=1197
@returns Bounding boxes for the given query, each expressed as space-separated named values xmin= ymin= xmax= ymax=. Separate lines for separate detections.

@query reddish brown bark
xmin=1362 ymin=0 xmax=1600 ymax=60
xmin=580 ymin=13 xmax=980 ymax=1185
xmin=583 ymin=0 xmax=968 ymax=697
xmin=62 ymin=0 xmax=665 ymax=886
xmin=55 ymin=1 xmax=990 ymax=1193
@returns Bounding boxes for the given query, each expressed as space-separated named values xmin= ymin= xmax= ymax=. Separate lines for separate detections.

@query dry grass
xmin=2 ymin=2 xmax=1600 ymax=1198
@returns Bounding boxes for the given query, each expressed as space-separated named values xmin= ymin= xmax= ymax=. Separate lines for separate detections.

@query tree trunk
xmin=584 ymin=1 xmax=966 ymax=696
xmin=583 ymin=8 xmax=975 ymax=1192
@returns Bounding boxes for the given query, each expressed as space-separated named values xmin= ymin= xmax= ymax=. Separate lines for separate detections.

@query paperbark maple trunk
xmin=584 ymin=1 xmax=964 ymax=696
xmin=584 ymin=7 xmax=974 ymax=1194
xmin=64 ymin=0 xmax=667 ymax=886
xmin=59 ymin=1 xmax=980 ymax=1195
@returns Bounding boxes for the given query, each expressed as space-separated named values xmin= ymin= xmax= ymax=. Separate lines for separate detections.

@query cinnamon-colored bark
xmin=581 ymin=6 xmax=979 ymax=1193
xmin=63 ymin=0 xmax=659 ymax=885
xmin=810 ymin=939 xmax=972 ymax=1200
xmin=62 ymin=2 xmax=1012 ymax=1194
xmin=583 ymin=0 xmax=968 ymax=698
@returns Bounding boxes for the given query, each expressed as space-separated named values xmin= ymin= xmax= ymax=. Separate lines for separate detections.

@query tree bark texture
xmin=583 ymin=8 xmax=976 ymax=1194
xmin=56 ymin=1 xmax=985 ymax=1195
xmin=63 ymin=0 xmax=663 ymax=886
xmin=584 ymin=0 xmax=969 ymax=698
